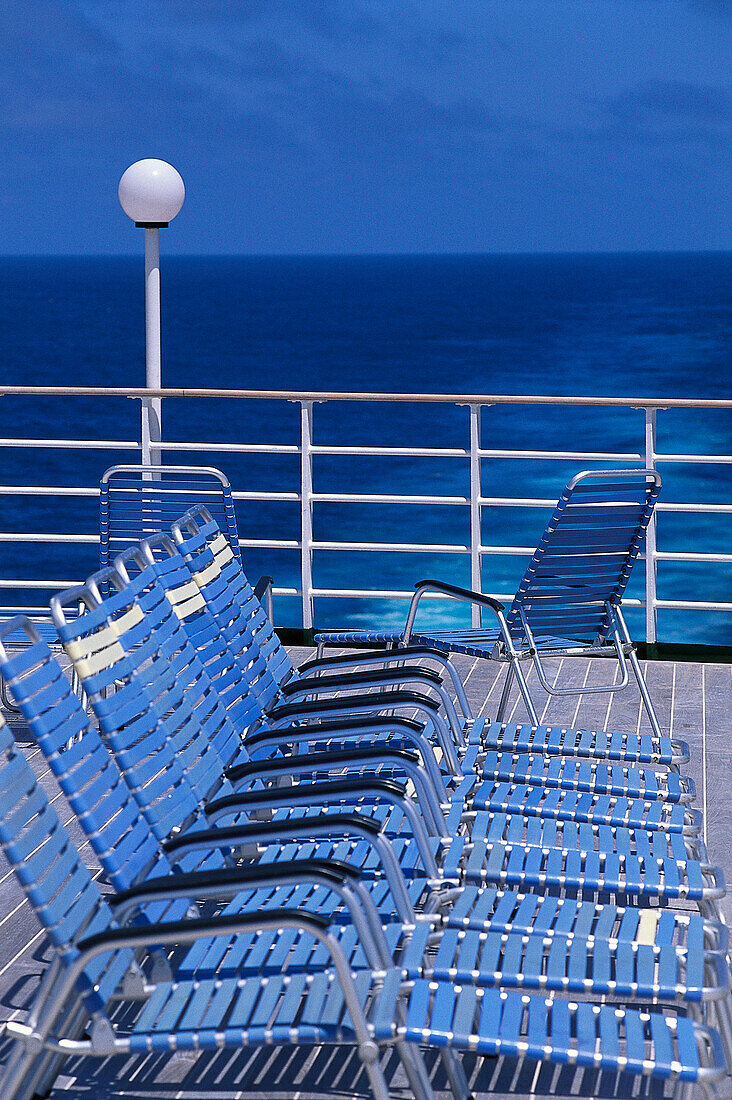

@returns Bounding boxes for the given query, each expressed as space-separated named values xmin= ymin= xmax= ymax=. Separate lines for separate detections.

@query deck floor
xmin=0 ymin=649 xmax=730 ymax=1099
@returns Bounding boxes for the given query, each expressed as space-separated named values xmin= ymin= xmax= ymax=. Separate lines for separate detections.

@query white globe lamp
xmin=119 ymin=159 xmax=185 ymax=227
xmin=119 ymin=160 xmax=185 ymax=465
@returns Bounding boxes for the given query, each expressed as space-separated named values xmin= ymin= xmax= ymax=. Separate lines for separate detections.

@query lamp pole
xmin=118 ymin=159 xmax=185 ymax=467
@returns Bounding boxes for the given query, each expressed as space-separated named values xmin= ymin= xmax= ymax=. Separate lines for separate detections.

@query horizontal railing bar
xmin=0 ymin=385 xmax=730 ymax=408
xmin=0 ymin=484 xmax=727 ymax=517
xmin=158 ymin=441 xmax=301 ymax=454
xmin=478 ymin=449 xmax=643 ymax=461
xmin=1 ymin=438 xmax=730 ymax=468
xmin=658 ymin=454 xmax=732 ymax=465
xmin=657 ymin=503 xmax=732 ymax=514
xmin=312 ymin=541 xmax=470 ymax=553
xmin=312 ymin=493 xmax=468 ymax=505
xmin=0 ymin=534 xmax=728 ymax=566
xmin=0 ymin=580 xmax=82 ymax=589
xmin=307 ymin=589 xmax=732 ymax=613
xmin=0 ymin=534 xmax=99 ymax=544
xmin=312 ymin=445 xmax=468 ymax=457
xmin=310 ymin=588 xmax=496 ymax=599
xmin=233 ymin=491 xmax=301 ymax=501
xmin=657 ymin=551 xmax=732 ymax=563
xmin=0 ymin=438 xmax=139 ymax=450
xmin=239 ymin=539 xmax=301 ymax=549
xmin=0 ymin=486 xmax=99 ymax=497
xmin=657 ymin=600 xmax=732 ymax=612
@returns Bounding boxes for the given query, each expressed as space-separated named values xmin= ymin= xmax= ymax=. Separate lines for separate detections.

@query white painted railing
xmin=0 ymin=386 xmax=730 ymax=643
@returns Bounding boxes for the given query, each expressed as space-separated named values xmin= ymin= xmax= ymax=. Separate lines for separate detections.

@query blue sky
xmin=1 ymin=0 xmax=729 ymax=254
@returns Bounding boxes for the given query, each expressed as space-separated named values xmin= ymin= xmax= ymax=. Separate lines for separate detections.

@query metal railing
xmin=0 ymin=385 xmax=730 ymax=643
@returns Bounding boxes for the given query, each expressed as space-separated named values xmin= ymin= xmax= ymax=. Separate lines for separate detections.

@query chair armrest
xmin=227 ymin=745 xmax=421 ymax=787
xmin=297 ymin=647 xmax=452 ymax=675
xmin=225 ymin=744 xmax=448 ymax=838
xmin=253 ymin=575 xmax=274 ymax=620
xmin=403 ymin=579 xmax=506 ymax=644
xmin=110 ymin=858 xmax=357 ymax=920
xmin=244 ymin=715 xmax=446 ymax=794
xmin=206 ymin=776 xmax=410 ymax=819
xmin=279 ymin=665 xmax=442 ymax=697
xmin=204 ymin=777 xmax=440 ymax=879
xmin=83 ymin=907 xmax=330 ymax=956
xmin=414 ymin=579 xmax=505 ymax=613
xmin=245 ymin=714 xmax=423 ymax=754
xmin=162 ymin=812 xmax=416 ymax=924
xmin=267 ymin=688 xmax=440 ymax=723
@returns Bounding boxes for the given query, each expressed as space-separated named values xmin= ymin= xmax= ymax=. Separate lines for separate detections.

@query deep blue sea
xmin=0 ymin=252 xmax=729 ymax=643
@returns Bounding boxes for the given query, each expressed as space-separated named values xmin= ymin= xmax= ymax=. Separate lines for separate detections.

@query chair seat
xmin=440 ymin=838 xmax=722 ymax=902
xmin=479 ymin=752 xmax=695 ymax=803
xmin=121 ymin=967 xmax=724 ymax=1085
xmin=471 ymin=719 xmax=688 ymax=766
xmin=392 ymin=979 xmax=721 ymax=1081
xmin=444 ymin=885 xmax=725 ymax=950
xmin=314 ymin=627 xmax=585 ymax=657
xmin=472 ymin=781 xmax=700 ymax=836
xmin=400 ymin=924 xmax=719 ymax=1002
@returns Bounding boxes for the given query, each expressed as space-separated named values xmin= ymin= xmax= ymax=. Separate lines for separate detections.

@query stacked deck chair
xmin=50 ymin=544 xmax=727 ymax=925
xmin=161 ymin=509 xmax=711 ymax=877
xmin=44 ymin=552 xmax=730 ymax=1060
xmin=7 ymin=617 xmax=732 ymax=1083
xmin=316 ymin=468 xmax=667 ymax=738
xmin=0 ymin=714 xmax=728 ymax=1100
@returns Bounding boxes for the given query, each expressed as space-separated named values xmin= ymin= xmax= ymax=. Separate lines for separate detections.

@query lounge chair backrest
xmin=119 ymin=535 xmax=264 ymax=741
xmin=0 ymin=620 xmax=172 ymax=888
xmin=506 ymin=469 xmax=661 ymax=645
xmin=0 ymin=714 xmax=131 ymax=1013
xmin=99 ymin=464 xmax=241 ymax=574
xmin=172 ymin=506 xmax=291 ymax=700
xmin=51 ymin=566 xmax=236 ymax=832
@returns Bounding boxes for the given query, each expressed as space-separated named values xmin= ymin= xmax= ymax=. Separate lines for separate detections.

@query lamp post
xmin=118 ymin=159 xmax=185 ymax=466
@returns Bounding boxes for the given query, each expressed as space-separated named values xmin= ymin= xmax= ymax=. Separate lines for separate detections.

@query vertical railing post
xmin=469 ymin=403 xmax=482 ymax=627
xmin=644 ymin=406 xmax=658 ymax=647
xmin=300 ymin=400 xmax=315 ymax=635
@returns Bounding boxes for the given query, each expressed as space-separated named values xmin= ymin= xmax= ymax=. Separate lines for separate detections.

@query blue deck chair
xmin=49 ymin=559 xmax=727 ymax=923
xmin=0 ymin=656 xmax=729 ymax=1099
xmin=5 ymin=620 xmax=731 ymax=1063
xmin=317 ymin=469 xmax=668 ymax=739
xmin=173 ymin=501 xmax=690 ymax=777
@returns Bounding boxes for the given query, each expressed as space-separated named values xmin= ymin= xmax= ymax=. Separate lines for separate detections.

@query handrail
xmin=0 ymin=386 xmax=727 ymax=644
xmin=0 ymin=385 xmax=730 ymax=408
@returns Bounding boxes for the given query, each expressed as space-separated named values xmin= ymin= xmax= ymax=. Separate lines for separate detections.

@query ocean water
xmin=0 ymin=252 xmax=729 ymax=643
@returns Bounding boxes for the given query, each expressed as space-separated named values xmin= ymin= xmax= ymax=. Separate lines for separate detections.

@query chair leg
xmin=510 ymin=657 xmax=540 ymax=726
xmin=627 ymin=646 xmax=664 ymax=739
xmin=495 ymin=664 xmax=514 ymax=723
xmin=394 ymin=1039 xmax=436 ymax=1100
xmin=439 ymin=1048 xmax=472 ymax=1100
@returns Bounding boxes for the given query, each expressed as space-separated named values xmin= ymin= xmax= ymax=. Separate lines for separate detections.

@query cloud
xmin=689 ymin=0 xmax=732 ymax=18
xmin=605 ymin=80 xmax=732 ymax=124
